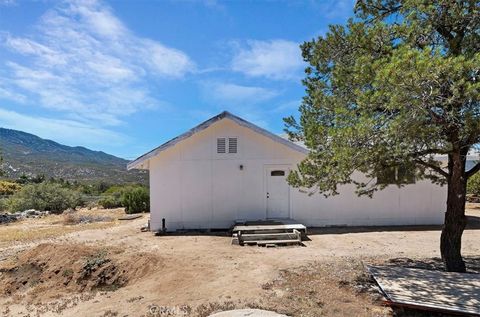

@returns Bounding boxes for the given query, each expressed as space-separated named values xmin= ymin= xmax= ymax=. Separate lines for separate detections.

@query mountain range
xmin=0 ymin=128 xmax=147 ymax=184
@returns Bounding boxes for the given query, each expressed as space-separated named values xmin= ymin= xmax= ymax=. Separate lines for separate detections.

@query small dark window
xmin=228 ymin=137 xmax=237 ymax=153
xmin=271 ymin=170 xmax=285 ymax=176
xmin=217 ymin=138 xmax=226 ymax=153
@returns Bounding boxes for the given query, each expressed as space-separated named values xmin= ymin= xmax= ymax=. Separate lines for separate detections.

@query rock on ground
xmin=0 ymin=213 xmax=17 ymax=224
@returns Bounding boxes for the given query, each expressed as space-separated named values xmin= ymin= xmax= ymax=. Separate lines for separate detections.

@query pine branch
xmin=410 ymin=148 xmax=452 ymax=157
xmin=414 ymin=158 xmax=449 ymax=178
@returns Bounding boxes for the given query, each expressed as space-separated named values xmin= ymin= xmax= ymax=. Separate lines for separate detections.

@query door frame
xmin=264 ymin=164 xmax=291 ymax=219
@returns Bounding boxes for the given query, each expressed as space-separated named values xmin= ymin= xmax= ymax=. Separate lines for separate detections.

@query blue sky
xmin=0 ymin=0 xmax=354 ymax=159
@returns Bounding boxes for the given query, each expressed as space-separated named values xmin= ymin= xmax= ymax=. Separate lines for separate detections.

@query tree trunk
xmin=440 ymin=151 xmax=468 ymax=272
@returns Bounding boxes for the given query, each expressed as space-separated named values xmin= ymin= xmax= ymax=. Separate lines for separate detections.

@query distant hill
xmin=0 ymin=128 xmax=147 ymax=184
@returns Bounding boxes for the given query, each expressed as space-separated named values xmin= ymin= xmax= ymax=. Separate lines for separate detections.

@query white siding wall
xmin=149 ymin=118 xmax=446 ymax=231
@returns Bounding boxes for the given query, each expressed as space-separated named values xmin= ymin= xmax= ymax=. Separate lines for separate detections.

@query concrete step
xmin=240 ymin=232 xmax=300 ymax=241
xmin=234 ymin=228 xmax=292 ymax=235
xmin=232 ymin=223 xmax=307 ymax=235
xmin=233 ymin=229 xmax=302 ymax=246
xmin=245 ymin=239 xmax=301 ymax=246
xmin=231 ymin=221 xmax=306 ymax=247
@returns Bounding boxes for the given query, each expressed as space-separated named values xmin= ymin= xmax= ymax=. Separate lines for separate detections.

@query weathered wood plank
xmin=368 ymin=266 xmax=480 ymax=316
xmin=252 ymin=239 xmax=301 ymax=245
xmin=240 ymin=232 xmax=300 ymax=240
xmin=232 ymin=223 xmax=306 ymax=232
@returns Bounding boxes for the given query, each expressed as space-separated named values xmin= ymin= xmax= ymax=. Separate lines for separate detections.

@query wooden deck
xmin=232 ymin=220 xmax=306 ymax=246
xmin=232 ymin=223 xmax=306 ymax=233
xmin=368 ymin=266 xmax=480 ymax=316
xmin=233 ymin=220 xmax=307 ymax=233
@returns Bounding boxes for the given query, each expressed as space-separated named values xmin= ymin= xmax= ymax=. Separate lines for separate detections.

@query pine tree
xmin=286 ymin=0 xmax=480 ymax=272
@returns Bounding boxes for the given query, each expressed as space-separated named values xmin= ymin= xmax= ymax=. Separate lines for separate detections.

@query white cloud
xmin=231 ymin=39 xmax=304 ymax=80
xmin=1 ymin=0 xmax=194 ymax=126
xmin=67 ymin=0 xmax=127 ymax=38
xmin=139 ymin=39 xmax=194 ymax=77
xmin=204 ymin=82 xmax=279 ymax=104
xmin=0 ymin=79 xmax=26 ymax=104
xmin=0 ymin=108 xmax=126 ymax=148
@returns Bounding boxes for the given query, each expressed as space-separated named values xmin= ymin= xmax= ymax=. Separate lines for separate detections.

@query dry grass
xmin=0 ymin=223 xmax=113 ymax=244
xmin=0 ymin=208 xmax=124 ymax=246
xmin=62 ymin=213 xmax=113 ymax=225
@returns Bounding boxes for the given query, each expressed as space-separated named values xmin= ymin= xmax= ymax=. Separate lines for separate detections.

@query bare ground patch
xmin=0 ymin=243 xmax=160 ymax=304
xmin=185 ymin=258 xmax=389 ymax=317
xmin=0 ymin=205 xmax=479 ymax=316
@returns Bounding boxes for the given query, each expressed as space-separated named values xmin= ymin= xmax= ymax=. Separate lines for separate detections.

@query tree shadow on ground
xmin=384 ymin=256 xmax=480 ymax=274
xmin=154 ymin=229 xmax=231 ymax=237
xmin=307 ymin=215 xmax=480 ymax=236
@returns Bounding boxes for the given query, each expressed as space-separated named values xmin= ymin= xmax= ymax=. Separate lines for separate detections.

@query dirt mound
xmin=0 ymin=243 xmax=159 ymax=301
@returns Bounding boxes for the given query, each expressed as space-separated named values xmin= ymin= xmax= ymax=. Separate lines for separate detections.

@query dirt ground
xmin=0 ymin=205 xmax=479 ymax=317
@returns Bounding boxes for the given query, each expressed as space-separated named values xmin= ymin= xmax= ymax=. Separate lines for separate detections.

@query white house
xmin=128 ymin=111 xmax=446 ymax=232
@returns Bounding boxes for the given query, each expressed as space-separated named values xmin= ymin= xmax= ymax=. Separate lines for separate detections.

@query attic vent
xmin=228 ymin=138 xmax=237 ymax=154
xmin=217 ymin=137 xmax=238 ymax=154
xmin=217 ymin=138 xmax=226 ymax=153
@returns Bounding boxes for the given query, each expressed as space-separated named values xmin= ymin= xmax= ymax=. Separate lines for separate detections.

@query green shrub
xmin=77 ymin=181 xmax=111 ymax=195
xmin=97 ymin=184 xmax=149 ymax=211
xmin=121 ymin=186 xmax=149 ymax=214
xmin=0 ymin=198 xmax=7 ymax=212
xmin=16 ymin=174 xmax=45 ymax=184
xmin=98 ymin=195 xmax=123 ymax=209
xmin=7 ymin=182 xmax=83 ymax=214
xmin=467 ymin=172 xmax=480 ymax=196
xmin=98 ymin=185 xmax=126 ymax=209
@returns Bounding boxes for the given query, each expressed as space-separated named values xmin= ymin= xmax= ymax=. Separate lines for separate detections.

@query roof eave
xmin=127 ymin=111 xmax=309 ymax=170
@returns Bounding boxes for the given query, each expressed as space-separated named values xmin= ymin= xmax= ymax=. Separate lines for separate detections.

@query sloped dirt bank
xmin=0 ymin=243 xmax=160 ymax=302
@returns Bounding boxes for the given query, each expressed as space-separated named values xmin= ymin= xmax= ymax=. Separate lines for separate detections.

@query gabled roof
xmin=128 ymin=111 xmax=308 ymax=170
